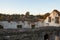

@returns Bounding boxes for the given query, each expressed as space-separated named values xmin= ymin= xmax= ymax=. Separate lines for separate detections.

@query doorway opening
xmin=44 ymin=34 xmax=49 ymax=40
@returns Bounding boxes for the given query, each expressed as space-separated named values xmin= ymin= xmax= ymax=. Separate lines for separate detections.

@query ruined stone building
xmin=0 ymin=10 xmax=60 ymax=40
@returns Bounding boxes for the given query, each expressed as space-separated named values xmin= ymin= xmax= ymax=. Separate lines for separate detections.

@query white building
xmin=44 ymin=10 xmax=60 ymax=27
xmin=0 ymin=12 xmax=44 ymax=29
xmin=0 ymin=10 xmax=60 ymax=29
xmin=0 ymin=20 xmax=44 ymax=29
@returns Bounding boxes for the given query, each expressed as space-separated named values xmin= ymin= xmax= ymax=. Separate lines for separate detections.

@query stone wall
xmin=0 ymin=27 xmax=60 ymax=40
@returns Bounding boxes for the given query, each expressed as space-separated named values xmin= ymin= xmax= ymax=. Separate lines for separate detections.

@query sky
xmin=0 ymin=0 xmax=60 ymax=15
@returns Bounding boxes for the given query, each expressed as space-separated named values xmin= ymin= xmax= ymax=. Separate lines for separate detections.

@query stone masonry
xmin=0 ymin=27 xmax=60 ymax=40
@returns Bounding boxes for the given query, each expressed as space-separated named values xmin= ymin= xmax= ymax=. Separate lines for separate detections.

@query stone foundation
xmin=0 ymin=27 xmax=60 ymax=40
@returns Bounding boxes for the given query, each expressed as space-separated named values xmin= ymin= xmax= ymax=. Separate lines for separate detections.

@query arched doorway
xmin=44 ymin=34 xmax=49 ymax=40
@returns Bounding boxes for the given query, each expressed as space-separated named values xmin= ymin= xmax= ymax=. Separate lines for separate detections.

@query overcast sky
xmin=0 ymin=0 xmax=60 ymax=15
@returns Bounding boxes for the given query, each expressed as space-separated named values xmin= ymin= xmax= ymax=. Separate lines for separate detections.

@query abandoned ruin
xmin=0 ymin=10 xmax=60 ymax=40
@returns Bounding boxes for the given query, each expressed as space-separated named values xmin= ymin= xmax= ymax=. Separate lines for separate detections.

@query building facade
xmin=44 ymin=10 xmax=60 ymax=27
xmin=0 ymin=10 xmax=60 ymax=28
xmin=0 ymin=21 xmax=44 ymax=29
